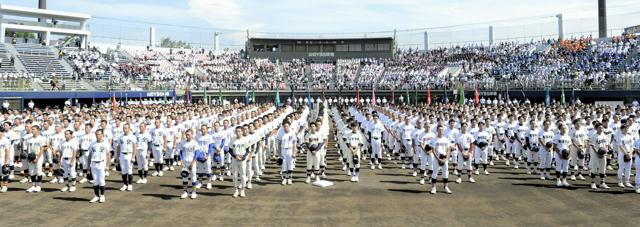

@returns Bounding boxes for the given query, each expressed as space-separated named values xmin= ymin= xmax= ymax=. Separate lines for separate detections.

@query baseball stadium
xmin=0 ymin=0 xmax=639 ymax=226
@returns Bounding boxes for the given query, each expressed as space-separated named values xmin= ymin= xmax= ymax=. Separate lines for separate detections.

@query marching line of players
xmin=1 ymin=101 xmax=640 ymax=204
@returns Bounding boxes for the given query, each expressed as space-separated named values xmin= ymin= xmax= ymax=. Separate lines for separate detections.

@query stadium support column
xmin=556 ymin=14 xmax=564 ymax=41
xmin=214 ymin=32 xmax=220 ymax=51
xmin=489 ymin=26 xmax=494 ymax=46
xmin=149 ymin=27 xmax=156 ymax=47
xmin=423 ymin=31 xmax=429 ymax=51
xmin=0 ymin=21 xmax=4 ymax=44
xmin=44 ymin=31 xmax=51 ymax=46
xmin=598 ymin=0 xmax=607 ymax=38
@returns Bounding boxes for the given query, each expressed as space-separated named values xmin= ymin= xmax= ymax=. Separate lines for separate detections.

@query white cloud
xmin=186 ymin=0 xmax=640 ymax=33
xmin=187 ymin=0 xmax=263 ymax=30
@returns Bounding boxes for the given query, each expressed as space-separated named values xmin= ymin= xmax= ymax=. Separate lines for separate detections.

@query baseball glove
xmin=545 ymin=142 xmax=553 ymax=149
xmin=180 ymin=170 xmax=189 ymax=178
xmin=623 ymin=153 xmax=632 ymax=162
xmin=576 ymin=149 xmax=585 ymax=159
xmin=194 ymin=150 xmax=207 ymax=163
xmin=462 ymin=152 xmax=471 ymax=160
xmin=19 ymin=151 xmax=28 ymax=160
xmin=530 ymin=146 xmax=540 ymax=152
xmin=27 ymin=152 xmax=37 ymax=162
xmin=596 ymin=148 xmax=607 ymax=157
xmin=560 ymin=149 xmax=570 ymax=160
xmin=477 ymin=142 xmax=488 ymax=150
xmin=437 ymin=153 xmax=446 ymax=165
xmin=1 ymin=165 xmax=9 ymax=175
xmin=277 ymin=158 xmax=283 ymax=166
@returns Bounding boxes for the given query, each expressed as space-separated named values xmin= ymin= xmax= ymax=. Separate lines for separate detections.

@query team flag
xmin=427 ymin=86 xmax=431 ymax=105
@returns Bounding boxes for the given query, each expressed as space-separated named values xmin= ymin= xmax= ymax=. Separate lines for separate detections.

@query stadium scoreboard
xmin=246 ymin=37 xmax=395 ymax=61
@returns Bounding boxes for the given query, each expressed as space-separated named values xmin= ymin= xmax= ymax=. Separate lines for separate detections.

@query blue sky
xmin=2 ymin=0 xmax=640 ymax=48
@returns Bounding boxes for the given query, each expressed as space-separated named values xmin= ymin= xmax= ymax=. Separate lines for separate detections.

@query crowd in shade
xmin=5 ymin=35 xmax=638 ymax=91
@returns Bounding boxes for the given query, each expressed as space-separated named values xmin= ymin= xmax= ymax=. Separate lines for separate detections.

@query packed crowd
xmin=1 ymin=99 xmax=639 ymax=203
xmin=6 ymin=35 xmax=638 ymax=91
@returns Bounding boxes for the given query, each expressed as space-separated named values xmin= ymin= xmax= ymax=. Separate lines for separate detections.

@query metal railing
xmin=1 ymin=78 xmax=32 ymax=90
xmin=2 ymin=75 xmax=640 ymax=92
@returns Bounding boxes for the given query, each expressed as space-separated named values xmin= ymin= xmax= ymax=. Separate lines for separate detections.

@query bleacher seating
xmin=14 ymin=43 xmax=71 ymax=78
xmin=0 ymin=44 xmax=18 ymax=74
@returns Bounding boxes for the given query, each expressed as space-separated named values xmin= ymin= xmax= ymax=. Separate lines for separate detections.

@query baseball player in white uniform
xmin=525 ymin=121 xmax=541 ymax=175
xmin=429 ymin=125 xmax=452 ymax=194
xmin=78 ymin=124 xmax=96 ymax=184
xmin=368 ymin=113 xmax=385 ymax=169
xmin=230 ymin=127 xmax=249 ymax=197
xmin=196 ymin=125 xmax=214 ymax=190
xmin=58 ymin=130 xmax=79 ymax=192
xmin=473 ymin=122 xmax=492 ymax=175
xmin=553 ymin=124 xmax=572 ymax=187
xmin=538 ymin=120 xmax=555 ymax=180
xmin=150 ymin=118 xmax=166 ymax=177
xmin=615 ymin=125 xmax=634 ymax=188
xmin=117 ymin=125 xmax=137 ymax=191
xmin=136 ymin=124 xmax=151 ymax=184
xmin=589 ymin=123 xmax=611 ymax=189
xmin=279 ymin=121 xmax=297 ymax=185
xmin=26 ymin=126 xmax=46 ymax=193
xmin=455 ymin=122 xmax=475 ymax=183
xmin=0 ymin=129 xmax=11 ymax=192
xmin=569 ymin=119 xmax=588 ymax=181
xmin=305 ymin=122 xmax=324 ymax=184
xmin=633 ymin=134 xmax=640 ymax=193
xmin=179 ymin=129 xmax=199 ymax=199
xmin=88 ymin=129 xmax=111 ymax=203
xmin=346 ymin=123 xmax=364 ymax=182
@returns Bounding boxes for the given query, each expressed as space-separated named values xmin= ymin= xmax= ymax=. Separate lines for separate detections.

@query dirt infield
xmin=1 ymin=140 xmax=639 ymax=227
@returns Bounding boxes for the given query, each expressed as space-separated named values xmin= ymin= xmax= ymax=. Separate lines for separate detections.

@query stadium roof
xmin=0 ymin=4 xmax=91 ymax=21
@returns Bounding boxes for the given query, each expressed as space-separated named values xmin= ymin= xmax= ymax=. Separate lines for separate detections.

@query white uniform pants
xmin=402 ymin=139 xmax=413 ymax=158
xmin=319 ymin=147 xmax=327 ymax=167
xmin=555 ymin=157 xmax=569 ymax=173
xmin=635 ymin=154 xmax=640 ymax=187
xmin=346 ymin=149 xmax=361 ymax=168
xmin=163 ymin=146 xmax=175 ymax=159
xmin=527 ymin=146 xmax=540 ymax=163
xmin=136 ymin=149 xmax=149 ymax=171
xmin=61 ymin=158 xmax=77 ymax=179
xmin=539 ymin=149 xmax=554 ymax=169
xmin=420 ymin=151 xmax=433 ymax=171
xmin=370 ymin=138 xmax=382 ymax=159
xmin=91 ymin=161 xmax=106 ymax=186
xmin=151 ymin=145 xmax=163 ymax=163
xmin=182 ymin=161 xmax=197 ymax=182
xmin=80 ymin=152 xmax=89 ymax=170
xmin=306 ymin=151 xmax=320 ymax=170
xmin=589 ymin=150 xmax=607 ymax=175
xmin=431 ymin=159 xmax=449 ymax=180
xmin=119 ymin=155 xmax=133 ymax=175
xmin=449 ymin=147 xmax=459 ymax=165
xmin=28 ymin=158 xmax=44 ymax=176
xmin=512 ymin=141 xmax=522 ymax=157
xmin=457 ymin=149 xmax=472 ymax=170
xmin=196 ymin=159 xmax=212 ymax=174
xmin=281 ymin=151 xmax=294 ymax=172
xmin=569 ymin=146 xmax=585 ymax=167
xmin=473 ymin=147 xmax=488 ymax=164
xmin=617 ymin=153 xmax=632 ymax=182
xmin=232 ymin=159 xmax=247 ymax=189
